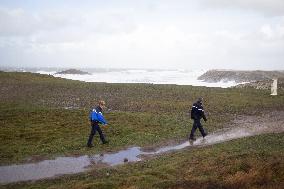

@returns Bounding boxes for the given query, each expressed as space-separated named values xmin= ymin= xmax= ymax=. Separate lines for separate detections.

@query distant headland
xmin=198 ymin=69 xmax=284 ymax=89
xmin=198 ymin=70 xmax=284 ymax=83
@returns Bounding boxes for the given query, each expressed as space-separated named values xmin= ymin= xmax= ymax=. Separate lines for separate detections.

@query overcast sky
xmin=0 ymin=0 xmax=283 ymax=70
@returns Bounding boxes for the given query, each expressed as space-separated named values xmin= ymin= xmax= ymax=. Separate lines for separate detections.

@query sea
xmin=1 ymin=67 xmax=240 ymax=88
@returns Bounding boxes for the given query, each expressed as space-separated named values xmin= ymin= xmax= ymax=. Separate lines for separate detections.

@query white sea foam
xmin=36 ymin=69 xmax=239 ymax=88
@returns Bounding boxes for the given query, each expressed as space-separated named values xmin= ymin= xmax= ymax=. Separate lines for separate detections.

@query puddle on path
xmin=1 ymin=114 xmax=283 ymax=184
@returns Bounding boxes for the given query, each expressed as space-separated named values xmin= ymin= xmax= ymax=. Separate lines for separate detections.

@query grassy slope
xmin=5 ymin=133 xmax=284 ymax=189
xmin=0 ymin=72 xmax=284 ymax=165
xmin=1 ymin=72 xmax=284 ymax=188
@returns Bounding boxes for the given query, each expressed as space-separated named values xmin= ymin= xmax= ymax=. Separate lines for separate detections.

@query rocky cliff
xmin=234 ymin=78 xmax=284 ymax=90
xmin=198 ymin=70 xmax=284 ymax=83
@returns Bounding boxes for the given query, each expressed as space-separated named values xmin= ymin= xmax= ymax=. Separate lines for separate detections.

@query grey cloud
xmin=87 ymin=12 xmax=137 ymax=35
xmin=0 ymin=7 xmax=137 ymax=40
xmin=0 ymin=8 xmax=39 ymax=36
xmin=0 ymin=8 xmax=84 ymax=37
xmin=241 ymin=19 xmax=284 ymax=42
xmin=39 ymin=11 xmax=83 ymax=31
xmin=200 ymin=0 xmax=284 ymax=16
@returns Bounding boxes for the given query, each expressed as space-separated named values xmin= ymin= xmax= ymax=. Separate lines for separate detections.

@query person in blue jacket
xmin=87 ymin=100 xmax=108 ymax=147
xmin=189 ymin=97 xmax=207 ymax=140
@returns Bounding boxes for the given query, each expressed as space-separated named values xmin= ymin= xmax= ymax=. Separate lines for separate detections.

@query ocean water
xmin=35 ymin=69 xmax=239 ymax=88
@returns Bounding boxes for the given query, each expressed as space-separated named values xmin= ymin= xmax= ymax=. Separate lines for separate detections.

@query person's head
xmin=197 ymin=97 xmax=203 ymax=103
xmin=98 ymin=100 xmax=106 ymax=109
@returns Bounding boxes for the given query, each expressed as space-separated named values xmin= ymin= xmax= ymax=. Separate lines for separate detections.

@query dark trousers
xmin=87 ymin=123 xmax=106 ymax=145
xmin=189 ymin=119 xmax=206 ymax=139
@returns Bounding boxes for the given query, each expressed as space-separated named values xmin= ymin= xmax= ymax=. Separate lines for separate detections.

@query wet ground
xmin=1 ymin=111 xmax=283 ymax=184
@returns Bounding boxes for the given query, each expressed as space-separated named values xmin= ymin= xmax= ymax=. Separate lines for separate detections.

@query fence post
xmin=271 ymin=78 xmax=277 ymax=96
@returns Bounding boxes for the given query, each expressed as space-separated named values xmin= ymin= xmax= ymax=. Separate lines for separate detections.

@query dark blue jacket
xmin=191 ymin=101 xmax=207 ymax=121
xmin=89 ymin=106 xmax=107 ymax=125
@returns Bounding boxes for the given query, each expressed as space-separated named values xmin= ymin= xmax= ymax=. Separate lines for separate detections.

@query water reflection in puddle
xmin=89 ymin=147 xmax=145 ymax=166
xmin=0 ymin=156 xmax=90 ymax=184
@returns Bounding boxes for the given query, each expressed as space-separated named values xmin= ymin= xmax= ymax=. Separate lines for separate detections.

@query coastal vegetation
xmin=0 ymin=71 xmax=283 ymax=188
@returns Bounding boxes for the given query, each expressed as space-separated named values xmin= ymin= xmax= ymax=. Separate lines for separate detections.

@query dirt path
xmin=0 ymin=111 xmax=283 ymax=184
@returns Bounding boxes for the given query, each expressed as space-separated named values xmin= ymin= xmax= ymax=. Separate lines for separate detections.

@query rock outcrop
xmin=234 ymin=78 xmax=284 ymax=90
xmin=198 ymin=70 xmax=284 ymax=83
xmin=56 ymin=69 xmax=90 ymax=75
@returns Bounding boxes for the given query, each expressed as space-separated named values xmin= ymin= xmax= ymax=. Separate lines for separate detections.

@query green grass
xmin=4 ymin=133 xmax=284 ymax=189
xmin=1 ymin=72 xmax=284 ymax=188
xmin=0 ymin=105 xmax=190 ymax=165
xmin=0 ymin=72 xmax=284 ymax=165
xmin=1 ymin=72 xmax=283 ymax=114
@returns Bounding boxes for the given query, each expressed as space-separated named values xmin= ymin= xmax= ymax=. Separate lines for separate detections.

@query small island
xmin=55 ymin=69 xmax=90 ymax=75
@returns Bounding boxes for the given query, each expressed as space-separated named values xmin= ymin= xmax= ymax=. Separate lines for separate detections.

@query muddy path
xmin=1 ymin=111 xmax=283 ymax=184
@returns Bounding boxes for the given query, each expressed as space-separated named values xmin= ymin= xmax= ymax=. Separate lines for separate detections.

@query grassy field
xmin=0 ymin=71 xmax=284 ymax=188
xmin=4 ymin=133 xmax=284 ymax=189
xmin=0 ymin=72 xmax=283 ymax=165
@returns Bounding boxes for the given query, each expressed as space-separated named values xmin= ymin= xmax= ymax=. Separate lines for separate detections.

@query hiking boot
xmin=102 ymin=140 xmax=109 ymax=144
xmin=203 ymin=133 xmax=208 ymax=138
xmin=189 ymin=137 xmax=196 ymax=141
xmin=87 ymin=144 xmax=94 ymax=148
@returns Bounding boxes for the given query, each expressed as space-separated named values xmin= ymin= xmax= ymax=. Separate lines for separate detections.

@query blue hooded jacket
xmin=89 ymin=106 xmax=107 ymax=125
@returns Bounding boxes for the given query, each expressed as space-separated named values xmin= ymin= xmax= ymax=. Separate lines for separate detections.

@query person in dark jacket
xmin=87 ymin=100 xmax=108 ymax=147
xmin=189 ymin=97 xmax=207 ymax=140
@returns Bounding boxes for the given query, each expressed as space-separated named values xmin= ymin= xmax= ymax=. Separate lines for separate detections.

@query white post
xmin=271 ymin=78 xmax=278 ymax=96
